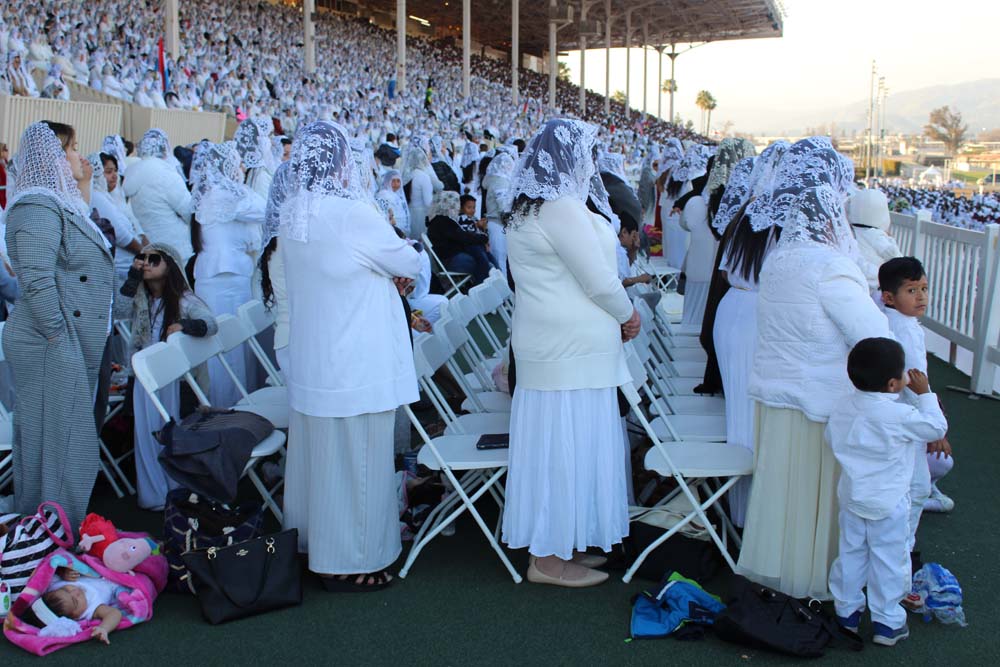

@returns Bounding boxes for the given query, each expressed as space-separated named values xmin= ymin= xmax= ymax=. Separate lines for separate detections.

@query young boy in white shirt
xmin=827 ymin=337 xmax=948 ymax=646
xmin=878 ymin=257 xmax=955 ymax=544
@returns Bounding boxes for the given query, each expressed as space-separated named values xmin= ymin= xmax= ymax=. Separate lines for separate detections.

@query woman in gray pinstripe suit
xmin=2 ymin=121 xmax=114 ymax=529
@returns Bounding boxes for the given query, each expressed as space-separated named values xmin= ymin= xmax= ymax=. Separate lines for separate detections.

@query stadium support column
xmin=579 ymin=1 xmax=587 ymax=114
xmin=303 ymin=0 xmax=316 ymax=75
xmin=165 ymin=0 xmax=180 ymax=59
xmin=512 ymin=0 xmax=520 ymax=106
xmin=657 ymin=46 xmax=662 ymax=119
xmin=603 ymin=0 xmax=611 ymax=116
xmin=548 ymin=0 xmax=557 ymax=108
xmin=641 ymin=20 xmax=648 ymax=120
xmin=397 ymin=0 xmax=407 ymax=94
xmin=462 ymin=0 xmax=471 ymax=98
xmin=625 ymin=12 xmax=631 ymax=115
xmin=668 ymin=43 xmax=677 ymax=124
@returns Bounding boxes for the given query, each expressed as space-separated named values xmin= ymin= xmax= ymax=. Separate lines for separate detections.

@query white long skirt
xmin=713 ymin=289 xmax=758 ymax=526
xmin=409 ymin=205 xmax=429 ymax=241
xmin=736 ymin=403 xmax=839 ymax=600
xmin=133 ymin=379 xmax=181 ymax=510
xmin=283 ymin=409 xmax=402 ymax=574
xmin=502 ymin=387 xmax=630 ymax=560
xmin=681 ymin=280 xmax=710 ymax=329
xmin=487 ymin=220 xmax=507 ymax=273
xmin=197 ymin=272 xmax=251 ymax=409
xmin=664 ymin=212 xmax=688 ymax=269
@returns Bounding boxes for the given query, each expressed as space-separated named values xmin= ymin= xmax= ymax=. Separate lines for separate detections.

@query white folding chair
xmin=421 ymin=233 xmax=471 ymax=297
xmin=619 ymin=377 xmax=752 ymax=583
xmin=132 ymin=341 xmax=287 ymax=521
xmin=211 ymin=315 xmax=289 ymax=429
xmin=236 ymin=300 xmax=285 ymax=388
xmin=397 ymin=404 xmax=521 ymax=582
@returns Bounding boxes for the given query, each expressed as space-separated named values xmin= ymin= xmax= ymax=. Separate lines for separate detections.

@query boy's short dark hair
xmin=847 ymin=337 xmax=906 ymax=392
xmin=386 ymin=133 xmax=397 ymax=143
xmin=619 ymin=216 xmax=639 ymax=234
xmin=459 ymin=194 xmax=476 ymax=207
xmin=280 ymin=136 xmax=292 ymax=146
xmin=879 ymin=256 xmax=925 ymax=293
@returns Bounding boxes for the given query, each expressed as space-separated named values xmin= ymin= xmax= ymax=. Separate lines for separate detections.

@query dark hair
xmin=42 ymin=589 xmax=75 ymax=619
xmin=504 ymin=193 xmax=545 ymax=228
xmin=42 ymin=121 xmax=75 ymax=150
xmin=513 ymin=139 xmax=526 ymax=153
xmin=619 ymin=214 xmax=639 ymax=234
xmin=706 ymin=186 xmax=725 ymax=239
xmin=460 ymin=194 xmax=476 ymax=208
xmin=666 ymin=177 xmax=684 ymax=199
xmin=280 ymin=137 xmax=292 ymax=146
xmin=190 ymin=216 xmax=204 ymax=255
xmin=720 ymin=208 xmax=782 ymax=284
xmin=123 ymin=140 xmax=135 ymax=156
xmin=879 ymin=256 xmax=925 ymax=293
xmin=99 ymin=152 xmax=118 ymax=171
xmin=847 ymin=337 xmax=906 ymax=392
xmin=386 ymin=133 xmax=397 ymax=143
xmin=148 ymin=252 xmax=192 ymax=342
xmin=259 ymin=237 xmax=278 ymax=308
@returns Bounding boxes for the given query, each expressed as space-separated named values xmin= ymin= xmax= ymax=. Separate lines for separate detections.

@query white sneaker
xmin=924 ymin=485 xmax=955 ymax=513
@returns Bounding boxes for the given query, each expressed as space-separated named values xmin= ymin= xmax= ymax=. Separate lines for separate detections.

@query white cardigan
xmin=749 ymin=244 xmax=892 ymax=422
xmin=281 ymin=197 xmax=421 ymax=418
xmin=123 ymin=157 xmax=194 ymax=261
xmin=194 ymin=189 xmax=266 ymax=280
xmin=507 ymin=197 xmax=634 ymax=391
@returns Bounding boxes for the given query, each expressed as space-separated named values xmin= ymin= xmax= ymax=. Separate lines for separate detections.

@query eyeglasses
xmin=135 ymin=253 xmax=163 ymax=267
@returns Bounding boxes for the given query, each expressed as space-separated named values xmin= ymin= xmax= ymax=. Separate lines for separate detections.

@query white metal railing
xmin=889 ymin=211 xmax=1000 ymax=393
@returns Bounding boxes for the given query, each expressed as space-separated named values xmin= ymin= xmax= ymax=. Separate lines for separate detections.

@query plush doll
xmin=78 ymin=514 xmax=159 ymax=574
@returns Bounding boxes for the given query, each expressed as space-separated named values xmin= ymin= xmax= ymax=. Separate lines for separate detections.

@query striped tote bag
xmin=0 ymin=502 xmax=74 ymax=608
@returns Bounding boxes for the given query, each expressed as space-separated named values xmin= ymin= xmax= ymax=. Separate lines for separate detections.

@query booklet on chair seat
xmin=475 ymin=434 xmax=509 ymax=450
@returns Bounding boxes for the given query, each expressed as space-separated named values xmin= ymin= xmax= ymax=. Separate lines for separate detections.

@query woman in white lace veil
xmin=743 ymin=140 xmax=791 ymax=232
xmin=137 ymin=128 xmax=170 ymax=160
xmin=501 ymin=118 xmax=638 ymax=588
xmin=190 ymin=140 xmax=266 ymax=408
xmin=375 ymin=169 xmax=410 ymax=234
xmin=482 ymin=151 xmax=516 ymax=271
xmin=739 ymin=179 xmax=891 ymax=599
xmin=712 ymin=157 xmax=756 ymax=235
xmin=279 ymin=120 xmax=421 ymax=591
xmin=234 ymin=117 xmax=280 ymax=199
xmin=3 ymin=121 xmax=114 ymax=529
xmin=398 ymin=137 xmax=441 ymax=240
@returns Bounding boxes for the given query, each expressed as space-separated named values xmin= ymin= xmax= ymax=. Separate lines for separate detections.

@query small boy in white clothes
xmin=827 ymin=337 xmax=948 ymax=646
xmin=878 ymin=257 xmax=956 ymax=549
xmin=616 ymin=216 xmax=653 ymax=296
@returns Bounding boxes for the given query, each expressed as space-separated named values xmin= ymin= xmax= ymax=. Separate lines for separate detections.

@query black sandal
xmin=319 ymin=570 xmax=394 ymax=593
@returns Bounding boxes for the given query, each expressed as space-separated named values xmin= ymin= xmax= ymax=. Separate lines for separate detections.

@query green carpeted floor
xmin=2 ymin=355 xmax=997 ymax=665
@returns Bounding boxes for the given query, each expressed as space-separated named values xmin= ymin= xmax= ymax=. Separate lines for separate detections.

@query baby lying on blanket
xmin=40 ymin=567 xmax=125 ymax=644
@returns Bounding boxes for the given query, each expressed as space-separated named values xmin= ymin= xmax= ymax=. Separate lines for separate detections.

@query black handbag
xmin=181 ymin=529 xmax=302 ymax=625
xmin=163 ymin=488 xmax=265 ymax=593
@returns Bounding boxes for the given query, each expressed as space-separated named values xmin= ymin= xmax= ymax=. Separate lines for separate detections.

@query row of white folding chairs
xmin=131 ymin=325 xmax=287 ymax=521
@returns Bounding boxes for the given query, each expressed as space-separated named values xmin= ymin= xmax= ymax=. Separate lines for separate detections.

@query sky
xmin=560 ymin=0 xmax=1000 ymax=135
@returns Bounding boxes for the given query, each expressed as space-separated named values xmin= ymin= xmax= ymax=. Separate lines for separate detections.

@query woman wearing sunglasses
xmin=118 ymin=242 xmax=217 ymax=510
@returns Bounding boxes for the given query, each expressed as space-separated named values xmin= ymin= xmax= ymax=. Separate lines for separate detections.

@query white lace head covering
xmin=705 ymin=138 xmax=756 ymax=199
xmin=501 ymin=118 xmax=617 ymax=230
xmin=657 ymin=138 xmax=683 ymax=178
xmin=744 ymin=140 xmax=791 ymax=231
xmin=378 ymin=169 xmax=403 ymax=194
xmin=279 ymin=120 xmax=373 ymax=243
xmin=460 ymin=140 xmax=479 ymax=169
xmin=234 ymin=117 xmax=279 ymax=173
xmin=263 ymin=160 xmax=290 ymax=246
xmin=351 ymin=139 xmax=377 ymax=195
xmin=137 ymin=128 xmax=170 ymax=159
xmin=778 ymin=184 xmax=858 ymax=257
xmin=759 ymin=137 xmax=856 ymax=230
xmin=485 ymin=152 xmax=516 ymax=181
xmin=188 ymin=141 xmax=245 ymax=219
xmin=400 ymin=140 xmax=431 ymax=186
xmin=87 ymin=152 xmax=108 ymax=194
xmin=597 ymin=149 xmax=629 ymax=184
xmin=5 ymin=122 xmax=89 ymax=220
xmin=428 ymin=190 xmax=460 ymax=221
xmin=712 ymin=156 xmax=756 ymax=234
xmin=671 ymin=144 xmax=710 ymax=183
xmin=101 ymin=134 xmax=127 ymax=174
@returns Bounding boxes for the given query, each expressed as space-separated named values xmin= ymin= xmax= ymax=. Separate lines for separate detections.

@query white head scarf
xmin=101 ymin=135 xmax=128 ymax=174
xmin=712 ymin=156 xmax=756 ymax=234
xmin=671 ymin=144 xmax=710 ymax=183
xmin=705 ymin=137 xmax=756 ymax=199
xmin=137 ymin=128 xmax=170 ymax=159
xmin=5 ymin=122 xmax=90 ymax=220
xmin=400 ymin=140 xmax=431 ymax=186
xmin=744 ymin=141 xmax=791 ymax=231
xmin=87 ymin=152 xmax=109 ymax=194
xmin=657 ymin=138 xmax=683 ymax=178
xmin=597 ymin=149 xmax=629 ymax=184
xmin=279 ymin=120 xmax=373 ymax=243
xmin=502 ymin=118 xmax=618 ymax=230
xmin=263 ymin=160 xmax=291 ymax=246
xmin=234 ymin=117 xmax=280 ymax=173
xmin=778 ymin=184 xmax=858 ymax=257
xmin=757 ymin=137 xmax=855 ymax=231
xmin=189 ymin=141 xmax=246 ymax=220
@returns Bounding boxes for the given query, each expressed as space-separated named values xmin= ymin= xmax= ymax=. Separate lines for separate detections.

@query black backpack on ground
xmin=713 ymin=575 xmax=863 ymax=658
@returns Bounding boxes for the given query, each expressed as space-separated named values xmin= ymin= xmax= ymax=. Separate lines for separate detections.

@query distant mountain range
xmin=725 ymin=79 xmax=1000 ymax=136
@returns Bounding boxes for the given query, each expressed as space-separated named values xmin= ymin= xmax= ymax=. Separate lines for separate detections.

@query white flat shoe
xmin=527 ymin=557 xmax=609 ymax=588
xmin=571 ymin=552 xmax=608 ymax=569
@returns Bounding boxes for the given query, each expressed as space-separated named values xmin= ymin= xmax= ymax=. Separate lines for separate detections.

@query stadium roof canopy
xmin=362 ymin=0 xmax=784 ymax=55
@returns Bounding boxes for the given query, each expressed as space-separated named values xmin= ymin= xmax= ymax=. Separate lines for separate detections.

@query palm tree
xmin=695 ymin=90 xmax=718 ymax=135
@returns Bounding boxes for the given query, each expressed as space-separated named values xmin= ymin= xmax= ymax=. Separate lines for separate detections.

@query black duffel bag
xmin=713 ymin=575 xmax=863 ymax=658
xmin=156 ymin=407 xmax=275 ymax=503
